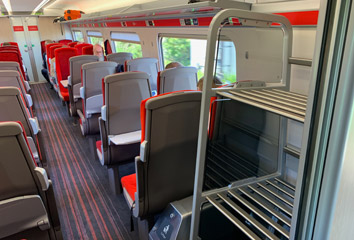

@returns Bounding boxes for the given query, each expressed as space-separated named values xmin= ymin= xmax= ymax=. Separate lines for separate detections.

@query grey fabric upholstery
xmin=107 ymin=52 xmax=133 ymax=65
xmin=68 ymin=55 xmax=98 ymax=116
xmin=133 ymin=91 xmax=201 ymax=218
xmin=98 ymin=72 xmax=151 ymax=194
xmin=0 ymin=70 xmax=31 ymax=109
xmin=78 ymin=61 xmax=117 ymax=135
xmin=0 ymin=122 xmax=62 ymax=240
xmin=0 ymin=61 xmax=29 ymax=92
xmin=125 ymin=58 xmax=158 ymax=93
xmin=0 ymin=87 xmax=43 ymax=165
xmin=158 ymin=66 xmax=198 ymax=94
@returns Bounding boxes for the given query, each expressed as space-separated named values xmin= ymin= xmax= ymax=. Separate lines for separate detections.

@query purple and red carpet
xmin=31 ymin=83 xmax=137 ymax=240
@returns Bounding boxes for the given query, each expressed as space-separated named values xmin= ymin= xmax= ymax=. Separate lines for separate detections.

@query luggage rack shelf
xmin=217 ymin=88 xmax=307 ymax=123
xmin=206 ymin=176 xmax=295 ymax=240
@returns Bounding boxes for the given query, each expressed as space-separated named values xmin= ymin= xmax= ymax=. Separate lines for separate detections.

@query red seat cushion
xmin=121 ymin=174 xmax=136 ymax=201
xmin=96 ymin=140 xmax=102 ymax=153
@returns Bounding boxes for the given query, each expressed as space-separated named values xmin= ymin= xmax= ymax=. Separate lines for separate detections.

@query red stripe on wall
xmin=126 ymin=20 xmax=147 ymax=27
xmin=13 ymin=26 xmax=24 ymax=31
xmin=154 ymin=19 xmax=181 ymax=27
xmin=275 ymin=11 xmax=319 ymax=26
xmin=106 ymin=22 xmax=122 ymax=27
xmin=28 ymin=25 xmax=38 ymax=31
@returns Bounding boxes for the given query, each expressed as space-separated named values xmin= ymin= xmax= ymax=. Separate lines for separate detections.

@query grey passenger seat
xmin=0 ymin=70 xmax=33 ymax=111
xmin=0 ymin=87 xmax=44 ymax=165
xmin=77 ymin=61 xmax=117 ymax=136
xmin=125 ymin=57 xmax=158 ymax=95
xmin=0 ymin=122 xmax=62 ymax=240
xmin=0 ymin=61 xmax=30 ymax=92
xmin=120 ymin=91 xmax=201 ymax=237
xmin=107 ymin=52 xmax=133 ymax=65
xmin=97 ymin=72 xmax=151 ymax=194
xmin=158 ymin=66 xmax=198 ymax=94
xmin=68 ymin=55 xmax=99 ymax=117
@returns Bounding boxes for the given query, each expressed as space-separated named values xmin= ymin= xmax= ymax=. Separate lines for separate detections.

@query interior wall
xmin=38 ymin=17 xmax=71 ymax=41
xmin=0 ymin=17 xmax=15 ymax=43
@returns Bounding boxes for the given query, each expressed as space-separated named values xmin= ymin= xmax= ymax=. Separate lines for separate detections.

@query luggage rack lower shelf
xmin=206 ymin=177 xmax=295 ymax=240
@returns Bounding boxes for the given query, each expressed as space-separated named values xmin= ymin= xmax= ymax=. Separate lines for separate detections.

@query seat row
xmin=0 ymin=41 xmax=62 ymax=239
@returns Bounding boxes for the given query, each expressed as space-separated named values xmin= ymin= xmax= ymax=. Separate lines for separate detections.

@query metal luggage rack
xmin=201 ymin=88 xmax=307 ymax=239
xmin=217 ymin=88 xmax=307 ymax=124
xmin=206 ymin=176 xmax=294 ymax=240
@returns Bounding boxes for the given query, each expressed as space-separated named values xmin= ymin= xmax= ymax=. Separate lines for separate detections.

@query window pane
xmin=88 ymin=36 xmax=103 ymax=45
xmin=113 ymin=41 xmax=142 ymax=58
xmin=87 ymin=31 xmax=103 ymax=37
xmin=161 ymin=36 xmax=236 ymax=84
xmin=73 ymin=31 xmax=84 ymax=42
xmin=111 ymin=32 xmax=140 ymax=42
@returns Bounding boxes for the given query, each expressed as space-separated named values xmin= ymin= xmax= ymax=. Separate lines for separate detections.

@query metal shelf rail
xmin=189 ymin=8 xmax=310 ymax=240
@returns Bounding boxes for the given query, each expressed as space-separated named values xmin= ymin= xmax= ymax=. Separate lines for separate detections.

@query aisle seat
xmin=45 ymin=43 xmax=61 ymax=74
xmin=96 ymin=72 xmax=151 ymax=194
xmin=0 ymin=122 xmax=62 ymax=240
xmin=0 ymin=51 xmax=26 ymax=81
xmin=68 ymin=42 xmax=79 ymax=47
xmin=68 ymin=55 xmax=99 ymax=116
xmin=1 ymin=42 xmax=19 ymax=47
xmin=48 ymin=45 xmax=63 ymax=90
xmin=0 ymin=87 xmax=45 ymax=165
xmin=78 ymin=61 xmax=117 ymax=135
xmin=120 ymin=91 xmax=201 ymax=236
xmin=58 ymin=39 xmax=72 ymax=44
xmin=107 ymin=52 xmax=132 ymax=65
xmin=75 ymin=43 xmax=92 ymax=55
xmin=125 ymin=58 xmax=158 ymax=95
xmin=54 ymin=47 xmax=78 ymax=103
xmin=82 ymin=45 xmax=93 ymax=55
xmin=0 ymin=62 xmax=30 ymax=91
xmin=157 ymin=66 xmax=198 ymax=94
xmin=0 ymin=70 xmax=33 ymax=113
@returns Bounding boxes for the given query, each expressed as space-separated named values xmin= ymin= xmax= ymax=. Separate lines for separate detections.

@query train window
xmin=110 ymin=32 xmax=142 ymax=58
xmin=160 ymin=35 xmax=236 ymax=84
xmin=87 ymin=31 xmax=103 ymax=45
xmin=73 ymin=31 xmax=84 ymax=42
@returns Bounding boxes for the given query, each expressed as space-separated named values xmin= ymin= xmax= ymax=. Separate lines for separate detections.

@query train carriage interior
xmin=0 ymin=0 xmax=353 ymax=239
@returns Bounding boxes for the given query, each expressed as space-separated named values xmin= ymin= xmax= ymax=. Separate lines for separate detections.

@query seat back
xmin=82 ymin=61 xmax=117 ymax=116
xmin=135 ymin=91 xmax=201 ymax=217
xmin=107 ymin=52 xmax=132 ymax=65
xmin=0 ymin=87 xmax=33 ymax=137
xmin=68 ymin=42 xmax=79 ymax=47
xmin=0 ymin=61 xmax=26 ymax=83
xmin=104 ymin=72 xmax=151 ymax=135
xmin=55 ymin=47 xmax=78 ymax=82
xmin=75 ymin=43 xmax=92 ymax=55
xmin=45 ymin=43 xmax=61 ymax=68
xmin=82 ymin=45 xmax=93 ymax=55
xmin=0 ymin=51 xmax=26 ymax=81
xmin=158 ymin=66 xmax=198 ymax=94
xmin=0 ymin=122 xmax=60 ymax=239
xmin=0 ymin=70 xmax=27 ymax=97
xmin=69 ymin=55 xmax=99 ymax=87
xmin=58 ymin=39 xmax=72 ymax=44
xmin=125 ymin=58 xmax=158 ymax=93
xmin=1 ymin=42 xmax=19 ymax=47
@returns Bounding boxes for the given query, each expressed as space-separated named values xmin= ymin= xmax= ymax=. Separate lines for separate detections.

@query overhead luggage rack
xmin=217 ymin=88 xmax=307 ymax=123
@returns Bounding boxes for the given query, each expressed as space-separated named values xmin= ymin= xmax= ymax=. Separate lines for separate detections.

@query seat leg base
xmin=108 ymin=166 xmax=122 ymax=195
xmin=137 ymin=217 xmax=154 ymax=240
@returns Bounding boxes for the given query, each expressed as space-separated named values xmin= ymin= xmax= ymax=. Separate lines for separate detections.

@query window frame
xmin=73 ymin=30 xmax=84 ymax=42
xmin=110 ymin=31 xmax=143 ymax=58
xmin=86 ymin=30 xmax=103 ymax=45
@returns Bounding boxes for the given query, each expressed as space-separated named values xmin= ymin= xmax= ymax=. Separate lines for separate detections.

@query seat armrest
xmin=34 ymin=167 xmax=50 ymax=191
xmin=24 ymin=81 xmax=30 ymax=91
xmin=26 ymin=94 xmax=33 ymax=107
xmin=68 ymin=75 xmax=72 ymax=86
xmin=140 ymin=140 xmax=148 ymax=162
xmin=80 ymin=87 xmax=85 ymax=99
xmin=108 ymin=130 xmax=141 ymax=145
xmin=29 ymin=117 xmax=40 ymax=135
xmin=101 ymin=105 xmax=106 ymax=121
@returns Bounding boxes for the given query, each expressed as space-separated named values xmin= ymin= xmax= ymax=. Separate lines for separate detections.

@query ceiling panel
xmin=1 ymin=0 xmax=43 ymax=12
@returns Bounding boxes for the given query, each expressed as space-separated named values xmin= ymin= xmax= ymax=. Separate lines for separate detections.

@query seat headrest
xmin=70 ymin=55 xmax=99 ymax=63
xmin=0 ymin=86 xmax=21 ymax=96
xmin=82 ymin=61 xmax=117 ymax=70
xmin=0 ymin=70 xmax=20 ymax=77
xmin=0 ymin=121 xmax=22 ymax=137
